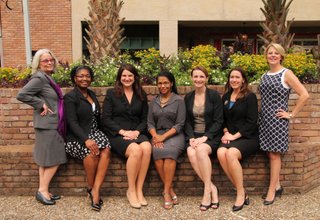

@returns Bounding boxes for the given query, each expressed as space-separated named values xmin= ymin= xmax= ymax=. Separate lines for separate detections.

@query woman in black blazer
xmin=64 ymin=66 xmax=111 ymax=211
xmin=101 ymin=64 xmax=151 ymax=209
xmin=184 ymin=66 xmax=223 ymax=211
xmin=217 ymin=67 xmax=259 ymax=212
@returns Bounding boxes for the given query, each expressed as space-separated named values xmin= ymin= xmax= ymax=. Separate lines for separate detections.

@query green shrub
xmin=1 ymin=45 xmax=319 ymax=87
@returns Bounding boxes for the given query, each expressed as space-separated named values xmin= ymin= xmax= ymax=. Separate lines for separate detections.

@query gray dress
xmin=17 ymin=71 xmax=67 ymax=167
xmin=147 ymin=93 xmax=186 ymax=161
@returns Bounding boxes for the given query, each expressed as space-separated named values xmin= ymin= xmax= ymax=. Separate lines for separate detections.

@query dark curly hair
xmin=70 ymin=65 xmax=94 ymax=84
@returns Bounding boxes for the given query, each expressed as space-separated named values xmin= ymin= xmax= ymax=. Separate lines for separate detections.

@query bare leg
xmin=136 ymin=141 xmax=152 ymax=204
xmin=217 ymin=147 xmax=235 ymax=185
xmin=225 ymin=148 xmax=245 ymax=206
xmin=83 ymin=154 xmax=99 ymax=189
xmin=265 ymin=152 xmax=281 ymax=201
xmin=91 ymin=148 xmax=111 ymax=204
xmin=38 ymin=165 xmax=59 ymax=199
xmin=125 ymin=143 xmax=143 ymax=206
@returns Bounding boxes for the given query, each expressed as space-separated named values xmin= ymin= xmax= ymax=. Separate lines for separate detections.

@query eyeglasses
xmin=157 ymin=82 xmax=171 ymax=86
xmin=75 ymin=75 xmax=91 ymax=79
xmin=40 ymin=59 xmax=55 ymax=64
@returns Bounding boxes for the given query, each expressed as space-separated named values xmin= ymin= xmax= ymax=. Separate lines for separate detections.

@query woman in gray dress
xmin=147 ymin=71 xmax=186 ymax=209
xmin=17 ymin=49 xmax=67 ymax=205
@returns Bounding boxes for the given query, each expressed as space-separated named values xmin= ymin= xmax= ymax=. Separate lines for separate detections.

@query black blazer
xmin=101 ymin=88 xmax=148 ymax=137
xmin=222 ymin=91 xmax=258 ymax=139
xmin=184 ymin=88 xmax=223 ymax=140
xmin=64 ymin=87 xmax=101 ymax=143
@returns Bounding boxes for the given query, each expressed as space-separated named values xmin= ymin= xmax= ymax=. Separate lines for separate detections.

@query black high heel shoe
xmin=232 ymin=193 xmax=249 ymax=212
xmin=262 ymin=186 xmax=283 ymax=199
xmin=87 ymin=189 xmax=101 ymax=211
xmin=263 ymin=192 xmax=276 ymax=206
xmin=87 ymin=188 xmax=103 ymax=206
xmin=211 ymin=186 xmax=219 ymax=209
xmin=36 ymin=191 xmax=56 ymax=205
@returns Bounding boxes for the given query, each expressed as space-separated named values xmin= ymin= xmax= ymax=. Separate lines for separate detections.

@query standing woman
xmin=101 ymin=64 xmax=151 ymax=209
xmin=64 ymin=66 xmax=111 ymax=211
xmin=259 ymin=43 xmax=309 ymax=205
xmin=217 ymin=67 xmax=259 ymax=212
xmin=17 ymin=49 xmax=67 ymax=205
xmin=184 ymin=66 xmax=223 ymax=211
xmin=147 ymin=71 xmax=186 ymax=209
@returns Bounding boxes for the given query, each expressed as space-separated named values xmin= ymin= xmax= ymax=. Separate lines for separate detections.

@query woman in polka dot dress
xmin=259 ymin=43 xmax=309 ymax=205
xmin=64 ymin=66 xmax=111 ymax=211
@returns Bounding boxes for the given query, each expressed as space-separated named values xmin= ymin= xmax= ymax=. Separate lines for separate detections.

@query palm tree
xmin=84 ymin=0 xmax=125 ymax=64
xmin=258 ymin=0 xmax=295 ymax=52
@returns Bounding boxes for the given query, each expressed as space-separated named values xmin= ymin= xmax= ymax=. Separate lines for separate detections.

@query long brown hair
xmin=114 ymin=64 xmax=145 ymax=101
xmin=224 ymin=67 xmax=251 ymax=100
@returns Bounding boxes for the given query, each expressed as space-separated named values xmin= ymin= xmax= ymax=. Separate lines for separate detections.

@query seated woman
xmin=64 ymin=65 xmax=111 ymax=211
xmin=147 ymin=71 xmax=186 ymax=209
xmin=184 ymin=66 xmax=223 ymax=211
xmin=217 ymin=67 xmax=259 ymax=212
xmin=101 ymin=64 xmax=151 ymax=209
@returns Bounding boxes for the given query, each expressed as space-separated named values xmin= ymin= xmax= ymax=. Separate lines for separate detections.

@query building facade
xmin=1 ymin=0 xmax=319 ymax=67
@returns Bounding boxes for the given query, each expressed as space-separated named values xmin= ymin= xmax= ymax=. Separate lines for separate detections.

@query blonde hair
xmin=31 ymin=49 xmax=58 ymax=74
xmin=264 ymin=43 xmax=286 ymax=62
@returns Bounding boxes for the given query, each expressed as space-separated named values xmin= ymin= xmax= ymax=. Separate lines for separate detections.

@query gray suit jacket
xmin=17 ymin=71 xmax=59 ymax=129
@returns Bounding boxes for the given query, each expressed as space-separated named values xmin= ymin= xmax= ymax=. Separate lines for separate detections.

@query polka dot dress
xmin=259 ymin=69 xmax=290 ymax=153
xmin=65 ymin=109 xmax=111 ymax=160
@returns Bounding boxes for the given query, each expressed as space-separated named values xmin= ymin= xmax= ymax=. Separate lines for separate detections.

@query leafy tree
xmin=84 ymin=0 xmax=125 ymax=64
xmin=258 ymin=0 xmax=295 ymax=52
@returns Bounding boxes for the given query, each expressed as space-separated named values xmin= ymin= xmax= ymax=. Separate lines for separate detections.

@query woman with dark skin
xmin=148 ymin=71 xmax=186 ymax=209
xmin=101 ymin=64 xmax=151 ymax=209
xmin=64 ymin=65 xmax=111 ymax=211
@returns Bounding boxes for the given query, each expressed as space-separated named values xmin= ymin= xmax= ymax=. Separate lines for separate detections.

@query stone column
xmin=159 ymin=20 xmax=178 ymax=56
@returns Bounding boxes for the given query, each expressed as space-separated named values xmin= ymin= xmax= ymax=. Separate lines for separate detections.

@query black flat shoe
xmin=232 ymin=193 xmax=249 ymax=212
xmin=50 ymin=194 xmax=61 ymax=200
xmin=262 ymin=186 xmax=283 ymax=199
xmin=36 ymin=191 xmax=55 ymax=205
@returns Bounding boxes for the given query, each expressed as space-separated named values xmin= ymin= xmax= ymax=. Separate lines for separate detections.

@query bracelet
xmin=289 ymin=113 xmax=294 ymax=118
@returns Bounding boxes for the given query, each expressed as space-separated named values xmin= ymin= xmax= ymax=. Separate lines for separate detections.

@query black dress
xmin=219 ymin=92 xmax=259 ymax=158
xmin=101 ymin=89 xmax=149 ymax=158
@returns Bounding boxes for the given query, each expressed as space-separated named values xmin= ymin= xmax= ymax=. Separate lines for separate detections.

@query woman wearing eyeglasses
xmin=64 ymin=65 xmax=111 ymax=211
xmin=17 ymin=49 xmax=67 ymax=205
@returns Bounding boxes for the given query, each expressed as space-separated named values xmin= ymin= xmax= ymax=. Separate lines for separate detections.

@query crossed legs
xmin=83 ymin=147 xmax=111 ymax=204
xmin=187 ymin=144 xmax=218 ymax=206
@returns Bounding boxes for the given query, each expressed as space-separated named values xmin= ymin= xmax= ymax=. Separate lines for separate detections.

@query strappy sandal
xmin=163 ymin=193 xmax=173 ymax=209
xmin=211 ymin=186 xmax=219 ymax=209
xmin=172 ymin=195 xmax=179 ymax=205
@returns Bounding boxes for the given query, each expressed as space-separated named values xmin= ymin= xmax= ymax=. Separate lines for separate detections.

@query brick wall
xmin=1 ymin=0 xmax=72 ymax=67
xmin=0 ymin=85 xmax=319 ymax=196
